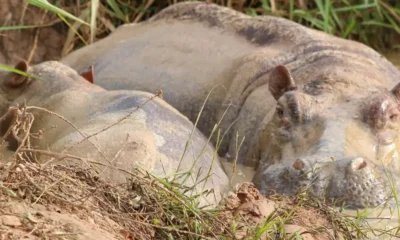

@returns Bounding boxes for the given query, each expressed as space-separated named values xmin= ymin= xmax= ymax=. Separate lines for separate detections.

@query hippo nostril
xmin=390 ymin=114 xmax=398 ymax=121
xmin=292 ymin=158 xmax=306 ymax=170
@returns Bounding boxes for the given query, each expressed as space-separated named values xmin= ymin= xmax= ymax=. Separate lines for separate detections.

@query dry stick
xmin=27 ymin=10 xmax=48 ymax=64
xmin=31 ymin=171 xmax=69 ymax=206
xmin=227 ymin=0 xmax=232 ymax=9
xmin=19 ymin=153 xmax=118 ymax=210
xmin=379 ymin=0 xmax=400 ymax=25
xmin=298 ymin=0 xmax=308 ymax=10
xmin=0 ymin=105 xmax=35 ymax=160
xmin=17 ymin=163 xmax=90 ymax=209
xmin=22 ymin=225 xmax=38 ymax=238
xmin=61 ymin=8 xmax=91 ymax=57
xmin=270 ymin=0 xmax=277 ymax=12
xmin=13 ymin=108 xmax=34 ymax=156
xmin=31 ymin=156 xmax=70 ymax=206
xmin=41 ymin=164 xmax=101 ymax=208
xmin=25 ymin=106 xmax=111 ymax=169
xmin=0 ymin=108 xmax=18 ymax=150
xmin=134 ymin=0 xmax=156 ymax=23
xmin=20 ymin=150 xmax=203 ymax=223
xmin=97 ymin=134 xmax=130 ymax=181
xmin=101 ymin=212 xmax=218 ymax=240
xmin=18 ymin=2 xmax=29 ymax=26
xmin=20 ymin=149 xmax=138 ymax=178
xmin=47 ymin=233 xmax=80 ymax=237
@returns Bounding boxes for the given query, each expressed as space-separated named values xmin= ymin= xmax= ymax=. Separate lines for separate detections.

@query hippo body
xmin=0 ymin=61 xmax=229 ymax=207
xmin=61 ymin=2 xmax=400 ymax=207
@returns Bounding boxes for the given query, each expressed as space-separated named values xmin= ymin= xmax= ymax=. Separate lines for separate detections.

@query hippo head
xmin=252 ymin=65 xmax=400 ymax=204
xmin=255 ymin=155 xmax=398 ymax=208
xmin=0 ymin=61 xmax=98 ymax=114
xmin=0 ymin=61 xmax=100 ymax=149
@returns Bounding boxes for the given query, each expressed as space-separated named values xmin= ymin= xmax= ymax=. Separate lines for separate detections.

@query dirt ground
xmin=0 ymin=158 xmax=345 ymax=239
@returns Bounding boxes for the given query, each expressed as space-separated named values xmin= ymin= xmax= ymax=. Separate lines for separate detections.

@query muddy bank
xmin=0 ymin=158 xmax=350 ymax=239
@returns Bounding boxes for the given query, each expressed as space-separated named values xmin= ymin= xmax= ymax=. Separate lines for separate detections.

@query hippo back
xmin=59 ymin=2 xmax=348 ymax=135
xmin=61 ymin=2 xmax=400 ymax=157
xmin=42 ymin=89 xmax=230 ymax=206
xmin=0 ymin=61 xmax=229 ymax=207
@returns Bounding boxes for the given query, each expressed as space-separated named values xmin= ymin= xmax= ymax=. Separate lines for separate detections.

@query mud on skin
xmin=60 ymin=2 xmax=400 ymax=208
xmin=0 ymin=61 xmax=229 ymax=208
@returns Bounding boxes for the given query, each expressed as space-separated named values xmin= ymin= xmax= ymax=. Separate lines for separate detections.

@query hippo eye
xmin=390 ymin=114 xmax=398 ymax=121
xmin=276 ymin=105 xmax=284 ymax=118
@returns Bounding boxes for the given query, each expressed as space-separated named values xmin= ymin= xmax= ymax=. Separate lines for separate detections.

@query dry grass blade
xmin=90 ymin=0 xmax=100 ymax=43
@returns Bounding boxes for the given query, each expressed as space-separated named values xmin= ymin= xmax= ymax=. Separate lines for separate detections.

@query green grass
xmin=0 ymin=0 xmax=399 ymax=73
xmin=51 ymin=0 xmax=400 ymax=52
xmin=3 ymin=0 xmax=398 ymax=51
xmin=244 ymin=0 xmax=400 ymax=51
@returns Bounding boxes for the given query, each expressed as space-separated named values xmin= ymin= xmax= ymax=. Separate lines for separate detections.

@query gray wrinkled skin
xmin=256 ymin=157 xmax=400 ymax=208
xmin=0 ymin=61 xmax=229 ymax=207
xmin=61 ymin=2 xmax=400 ymax=208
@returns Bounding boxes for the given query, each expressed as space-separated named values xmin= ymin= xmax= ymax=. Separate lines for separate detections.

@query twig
xmin=27 ymin=10 xmax=48 ymax=64
xmin=22 ymin=225 xmax=38 ymax=238
xmin=379 ymin=0 xmax=400 ymax=25
xmin=101 ymin=211 xmax=218 ymax=240
xmin=17 ymin=163 xmax=89 ymax=209
xmin=97 ymin=134 xmax=130 ymax=178
xmin=31 ymin=173 xmax=68 ymax=206
xmin=25 ymin=106 xmax=111 ymax=167
xmin=19 ymin=148 xmax=140 ymax=178
xmin=134 ymin=0 xmax=156 ymax=23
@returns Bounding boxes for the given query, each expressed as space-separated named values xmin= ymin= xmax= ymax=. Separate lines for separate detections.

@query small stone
xmin=285 ymin=224 xmax=306 ymax=234
xmin=257 ymin=199 xmax=275 ymax=217
xmin=88 ymin=217 xmax=95 ymax=225
xmin=1 ymin=215 xmax=22 ymax=227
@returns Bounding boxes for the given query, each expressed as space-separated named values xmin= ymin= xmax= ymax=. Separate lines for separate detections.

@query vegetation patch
xmin=18 ymin=0 xmax=400 ymax=54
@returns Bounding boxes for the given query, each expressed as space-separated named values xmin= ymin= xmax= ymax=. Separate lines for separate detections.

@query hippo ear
xmin=4 ymin=61 xmax=29 ymax=88
xmin=391 ymin=82 xmax=400 ymax=100
xmin=269 ymin=65 xmax=297 ymax=100
xmin=80 ymin=65 xmax=94 ymax=84
xmin=350 ymin=157 xmax=367 ymax=171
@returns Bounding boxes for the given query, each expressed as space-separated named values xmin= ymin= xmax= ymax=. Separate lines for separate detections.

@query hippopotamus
xmin=0 ymin=60 xmax=229 ymax=207
xmin=60 ymin=2 xmax=400 ymax=207
xmin=254 ymin=156 xmax=400 ymax=208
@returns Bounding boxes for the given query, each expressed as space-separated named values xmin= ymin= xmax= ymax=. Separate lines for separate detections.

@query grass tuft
xmin=8 ymin=0 xmax=396 ymax=56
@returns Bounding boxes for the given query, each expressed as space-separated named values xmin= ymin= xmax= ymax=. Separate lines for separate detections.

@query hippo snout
xmin=254 ymin=154 xmax=399 ymax=208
